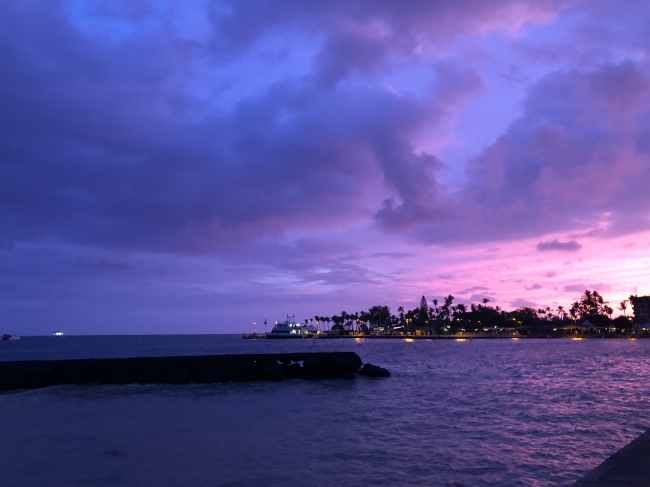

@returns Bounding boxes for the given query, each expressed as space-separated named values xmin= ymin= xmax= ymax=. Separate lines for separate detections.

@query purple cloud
xmin=369 ymin=252 xmax=414 ymax=259
xmin=1 ymin=1 xmax=649 ymax=333
xmin=404 ymin=61 xmax=650 ymax=245
xmin=525 ymin=284 xmax=543 ymax=290
xmin=562 ymin=283 xmax=612 ymax=293
xmin=4 ymin=1 xmax=646 ymax=257
xmin=470 ymin=294 xmax=494 ymax=303
xmin=562 ymin=284 xmax=586 ymax=293
xmin=536 ymin=240 xmax=581 ymax=252
xmin=510 ymin=298 xmax=537 ymax=308
xmin=456 ymin=286 xmax=489 ymax=294
xmin=0 ymin=1 xmax=491 ymax=254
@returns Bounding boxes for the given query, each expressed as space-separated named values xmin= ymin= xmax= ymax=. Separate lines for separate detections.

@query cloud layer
xmin=1 ymin=0 xmax=649 ymax=332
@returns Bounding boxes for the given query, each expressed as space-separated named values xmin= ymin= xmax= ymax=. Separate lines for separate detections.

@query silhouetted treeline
xmin=310 ymin=290 xmax=635 ymax=335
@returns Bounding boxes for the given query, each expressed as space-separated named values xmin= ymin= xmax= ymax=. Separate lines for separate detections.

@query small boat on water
xmin=1 ymin=334 xmax=20 ymax=341
xmin=52 ymin=331 xmax=64 ymax=337
xmin=266 ymin=315 xmax=319 ymax=339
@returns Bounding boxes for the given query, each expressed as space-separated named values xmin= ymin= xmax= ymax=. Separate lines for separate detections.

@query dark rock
xmin=62 ymin=367 xmax=94 ymax=385
xmin=281 ymin=362 xmax=303 ymax=379
xmin=327 ymin=353 xmax=363 ymax=372
xmin=0 ymin=364 xmax=25 ymax=390
xmin=0 ymin=352 xmax=369 ymax=389
xmin=220 ymin=360 xmax=259 ymax=382
xmin=164 ymin=367 xmax=191 ymax=384
xmin=196 ymin=366 xmax=220 ymax=383
xmin=259 ymin=360 xmax=283 ymax=381
xmin=303 ymin=357 xmax=327 ymax=380
xmin=34 ymin=364 xmax=55 ymax=388
xmin=359 ymin=363 xmax=390 ymax=378
xmin=95 ymin=362 xmax=136 ymax=385
xmin=136 ymin=366 xmax=163 ymax=384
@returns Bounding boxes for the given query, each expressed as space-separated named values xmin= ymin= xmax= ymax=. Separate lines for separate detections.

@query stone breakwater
xmin=0 ymin=352 xmax=390 ymax=391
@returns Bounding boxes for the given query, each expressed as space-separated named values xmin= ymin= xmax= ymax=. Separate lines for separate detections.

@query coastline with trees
xmin=306 ymin=290 xmax=645 ymax=338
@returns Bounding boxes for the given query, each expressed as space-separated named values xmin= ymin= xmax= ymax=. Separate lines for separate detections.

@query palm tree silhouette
xmin=619 ymin=300 xmax=628 ymax=317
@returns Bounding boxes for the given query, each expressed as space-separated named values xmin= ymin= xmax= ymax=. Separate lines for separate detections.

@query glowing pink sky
xmin=1 ymin=0 xmax=649 ymax=334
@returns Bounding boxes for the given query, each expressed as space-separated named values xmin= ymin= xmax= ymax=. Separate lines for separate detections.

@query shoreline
xmin=243 ymin=333 xmax=647 ymax=340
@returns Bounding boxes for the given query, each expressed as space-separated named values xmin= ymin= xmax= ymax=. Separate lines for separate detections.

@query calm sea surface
xmin=1 ymin=335 xmax=650 ymax=487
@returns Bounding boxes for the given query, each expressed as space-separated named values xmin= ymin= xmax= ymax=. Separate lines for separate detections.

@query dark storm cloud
xmin=536 ymin=240 xmax=581 ymax=252
xmin=0 ymin=0 xmax=495 ymax=255
xmin=207 ymin=0 xmax=568 ymax=55
xmin=314 ymin=32 xmax=389 ymax=88
xmin=4 ymin=0 xmax=648 ymax=261
xmin=374 ymin=63 xmax=484 ymax=231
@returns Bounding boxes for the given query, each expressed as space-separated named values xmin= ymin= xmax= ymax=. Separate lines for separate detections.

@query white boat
xmin=52 ymin=331 xmax=64 ymax=337
xmin=266 ymin=315 xmax=319 ymax=339
xmin=1 ymin=334 xmax=20 ymax=341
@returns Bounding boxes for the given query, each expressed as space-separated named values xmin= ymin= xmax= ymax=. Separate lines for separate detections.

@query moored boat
xmin=52 ymin=331 xmax=64 ymax=337
xmin=266 ymin=315 xmax=319 ymax=339
xmin=1 ymin=334 xmax=20 ymax=341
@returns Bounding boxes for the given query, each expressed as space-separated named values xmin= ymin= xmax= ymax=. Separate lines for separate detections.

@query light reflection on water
xmin=2 ymin=336 xmax=650 ymax=486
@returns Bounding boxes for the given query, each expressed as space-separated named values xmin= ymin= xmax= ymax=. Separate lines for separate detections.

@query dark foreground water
xmin=1 ymin=335 xmax=650 ymax=487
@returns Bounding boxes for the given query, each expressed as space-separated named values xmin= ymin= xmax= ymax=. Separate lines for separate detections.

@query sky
xmin=2 ymin=0 xmax=650 ymax=334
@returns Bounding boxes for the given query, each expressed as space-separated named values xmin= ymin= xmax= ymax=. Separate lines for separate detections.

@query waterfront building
xmin=629 ymin=295 xmax=650 ymax=324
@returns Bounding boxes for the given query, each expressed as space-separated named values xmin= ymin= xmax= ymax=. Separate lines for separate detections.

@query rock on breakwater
xmin=0 ymin=352 xmax=388 ymax=391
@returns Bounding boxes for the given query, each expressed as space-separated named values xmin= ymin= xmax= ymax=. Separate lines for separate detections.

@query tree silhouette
xmin=619 ymin=300 xmax=628 ymax=317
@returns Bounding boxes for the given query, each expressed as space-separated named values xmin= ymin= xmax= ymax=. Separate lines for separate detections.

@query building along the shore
xmin=630 ymin=295 xmax=650 ymax=330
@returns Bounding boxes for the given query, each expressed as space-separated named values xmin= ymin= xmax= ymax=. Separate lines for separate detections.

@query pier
xmin=0 ymin=352 xmax=389 ymax=391
xmin=572 ymin=429 xmax=650 ymax=486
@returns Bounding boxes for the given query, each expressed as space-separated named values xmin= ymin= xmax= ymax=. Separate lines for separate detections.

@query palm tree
xmin=397 ymin=306 xmax=405 ymax=324
xmin=619 ymin=300 xmax=629 ymax=317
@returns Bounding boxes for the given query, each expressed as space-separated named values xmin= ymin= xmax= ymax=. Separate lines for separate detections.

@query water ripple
xmin=1 ymin=336 xmax=650 ymax=486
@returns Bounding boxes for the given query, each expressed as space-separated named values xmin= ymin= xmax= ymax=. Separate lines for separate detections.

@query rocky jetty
xmin=359 ymin=363 xmax=390 ymax=377
xmin=0 ymin=352 xmax=389 ymax=391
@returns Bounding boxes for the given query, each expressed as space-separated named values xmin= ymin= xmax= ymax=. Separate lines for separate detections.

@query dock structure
xmin=0 ymin=352 xmax=388 ymax=391
xmin=572 ymin=429 xmax=650 ymax=486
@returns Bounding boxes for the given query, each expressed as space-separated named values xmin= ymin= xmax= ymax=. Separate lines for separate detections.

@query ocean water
xmin=1 ymin=335 xmax=650 ymax=487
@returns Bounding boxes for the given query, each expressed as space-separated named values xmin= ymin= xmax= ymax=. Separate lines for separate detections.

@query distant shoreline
xmin=243 ymin=333 xmax=647 ymax=340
